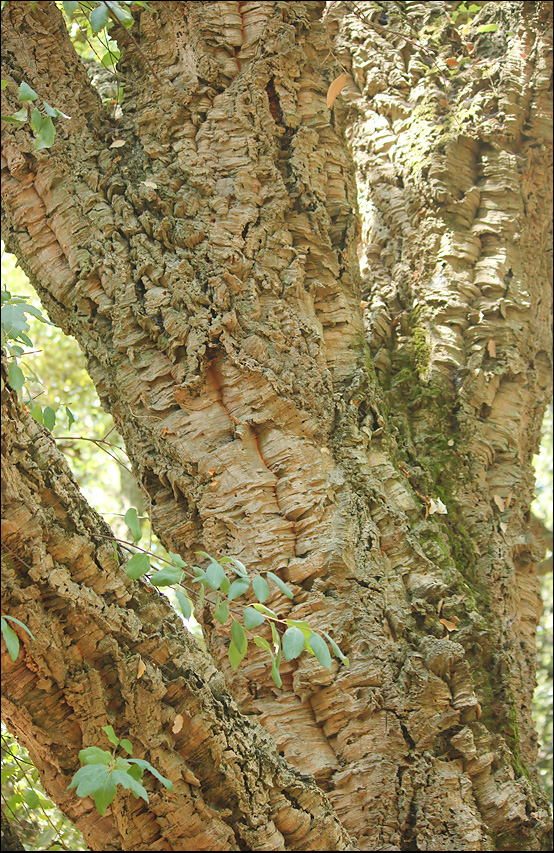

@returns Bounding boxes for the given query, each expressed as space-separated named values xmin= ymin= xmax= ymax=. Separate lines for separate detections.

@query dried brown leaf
xmin=327 ymin=74 xmax=347 ymax=108
xmin=493 ymin=494 xmax=505 ymax=512
xmin=172 ymin=714 xmax=184 ymax=734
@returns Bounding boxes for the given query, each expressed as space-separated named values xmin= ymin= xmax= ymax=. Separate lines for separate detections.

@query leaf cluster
xmin=68 ymin=725 xmax=172 ymax=816
xmin=122 ymin=509 xmax=349 ymax=686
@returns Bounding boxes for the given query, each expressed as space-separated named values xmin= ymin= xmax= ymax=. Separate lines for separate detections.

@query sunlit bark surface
xmin=2 ymin=1 xmax=552 ymax=849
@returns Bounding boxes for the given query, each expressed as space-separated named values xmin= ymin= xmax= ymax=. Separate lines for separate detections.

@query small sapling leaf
xmin=18 ymin=81 xmax=38 ymax=102
xmin=102 ymin=725 xmax=120 ymax=748
xmin=79 ymin=747 xmax=112 ymax=766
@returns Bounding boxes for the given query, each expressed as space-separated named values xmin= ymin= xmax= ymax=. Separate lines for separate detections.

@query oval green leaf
xmin=228 ymin=639 xmax=247 ymax=670
xmin=267 ymin=571 xmax=294 ymax=599
xmin=252 ymin=574 xmax=270 ymax=602
xmin=206 ymin=561 xmax=226 ymax=590
xmin=227 ymin=577 xmax=250 ymax=601
xmin=102 ymin=725 xmax=119 ymax=747
xmin=42 ymin=405 xmax=56 ymax=431
xmin=125 ymin=552 xmax=150 ymax=580
xmin=308 ymin=633 xmax=333 ymax=671
xmin=231 ymin=619 xmax=247 ymax=655
xmin=7 ymin=361 xmax=25 ymax=391
xmin=214 ymin=597 xmax=229 ymax=625
xmin=282 ymin=626 xmax=306 ymax=661
xmin=150 ymin=565 xmax=183 ymax=587
xmin=175 ymin=588 xmax=192 ymax=620
xmin=243 ymin=606 xmax=265 ymax=630
xmin=124 ymin=507 xmax=142 ymax=543
xmin=1 ymin=620 xmax=19 ymax=661
xmin=253 ymin=635 xmax=271 ymax=652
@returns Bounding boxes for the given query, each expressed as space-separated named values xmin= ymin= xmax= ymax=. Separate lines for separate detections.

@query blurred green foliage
xmin=1 ymin=724 xmax=85 ymax=851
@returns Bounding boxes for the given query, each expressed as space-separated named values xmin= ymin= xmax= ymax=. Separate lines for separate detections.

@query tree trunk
xmin=1 ymin=1 xmax=552 ymax=850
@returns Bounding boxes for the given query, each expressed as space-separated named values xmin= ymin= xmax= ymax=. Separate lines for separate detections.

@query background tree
xmin=2 ymin=1 xmax=552 ymax=850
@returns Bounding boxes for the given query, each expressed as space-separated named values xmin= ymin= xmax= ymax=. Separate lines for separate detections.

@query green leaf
xmin=270 ymin=622 xmax=280 ymax=651
xmin=214 ymin=596 xmax=229 ymax=625
xmin=266 ymin=571 xmax=294 ymax=599
xmin=24 ymin=789 xmax=40 ymax=808
xmin=285 ymin=619 xmax=313 ymax=644
xmin=43 ymin=101 xmax=71 ymax=120
xmin=124 ymin=507 xmax=142 ymax=542
xmin=252 ymin=603 xmax=278 ymax=619
xmin=231 ymin=619 xmax=247 ymax=655
xmin=93 ymin=776 xmax=117 ymax=815
xmin=90 ymin=3 xmax=110 ymax=33
xmin=1 ymin=79 xmax=9 ymax=91
xmin=31 ymin=404 xmax=44 ymax=425
xmin=4 ymin=107 xmax=28 ymax=123
xmin=220 ymin=575 xmax=230 ymax=595
xmin=63 ymin=1 xmax=79 ymax=13
xmin=308 ymin=633 xmax=333 ymax=671
xmin=69 ymin=763 xmax=111 ymax=796
xmin=175 ymin=587 xmax=192 ymax=620
xmin=102 ymin=725 xmax=120 ymax=748
xmin=253 ymin=635 xmax=271 ymax=653
xmin=243 ymin=606 xmax=265 ymax=630
xmin=282 ymin=626 xmax=305 ymax=661
xmin=42 ymin=405 xmax=56 ymax=431
xmin=252 ymin=574 xmax=270 ymax=603
xmin=111 ymin=769 xmax=149 ymax=802
xmin=206 ymin=560 xmax=226 ymax=590
xmin=18 ymin=81 xmax=38 ymax=102
xmin=127 ymin=758 xmax=173 ymax=790
xmin=102 ymin=46 xmax=121 ymax=66
xmin=150 ymin=565 xmax=183 ymax=587
xmin=30 ymin=107 xmax=43 ymax=133
xmin=227 ymin=577 xmax=250 ymax=601
xmin=228 ymin=557 xmax=248 ymax=577
xmin=7 ymin=361 xmax=25 ymax=391
xmin=169 ymin=552 xmax=186 ymax=568
xmin=477 ymin=23 xmax=499 ymax=33
xmin=78 ymin=747 xmax=112 ymax=766
xmin=270 ymin=656 xmax=282 ymax=688
xmin=66 ymin=406 xmax=76 ymax=430
xmin=120 ymin=739 xmax=133 ymax=755
xmin=1 ymin=619 xmax=20 ymax=661
xmin=322 ymin=631 xmax=350 ymax=667
xmin=125 ymin=552 xmax=150 ymax=580
xmin=34 ymin=116 xmax=56 ymax=151
xmin=127 ymin=764 xmax=144 ymax=782
xmin=228 ymin=639 xmax=247 ymax=670
xmin=3 ymin=615 xmax=35 ymax=640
